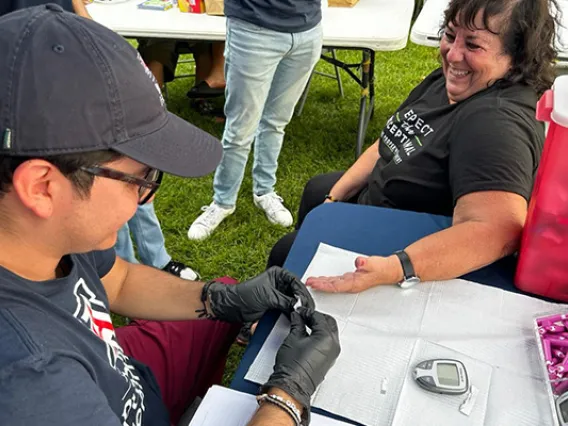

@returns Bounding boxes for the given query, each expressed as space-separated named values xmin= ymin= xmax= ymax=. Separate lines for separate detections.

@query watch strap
xmin=394 ymin=250 xmax=417 ymax=281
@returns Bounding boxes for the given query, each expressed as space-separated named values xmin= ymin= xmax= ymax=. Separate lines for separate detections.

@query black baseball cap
xmin=0 ymin=4 xmax=222 ymax=177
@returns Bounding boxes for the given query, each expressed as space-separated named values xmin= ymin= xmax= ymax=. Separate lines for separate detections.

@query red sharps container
xmin=515 ymin=75 xmax=568 ymax=301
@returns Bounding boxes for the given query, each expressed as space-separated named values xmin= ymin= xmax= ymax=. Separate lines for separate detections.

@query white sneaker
xmin=187 ymin=202 xmax=235 ymax=240
xmin=162 ymin=260 xmax=200 ymax=281
xmin=253 ymin=192 xmax=293 ymax=227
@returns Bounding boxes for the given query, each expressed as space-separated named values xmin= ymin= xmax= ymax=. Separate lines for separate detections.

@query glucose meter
xmin=413 ymin=359 xmax=469 ymax=395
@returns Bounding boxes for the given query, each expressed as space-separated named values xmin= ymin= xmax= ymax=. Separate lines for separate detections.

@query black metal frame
xmin=320 ymin=47 xmax=376 ymax=158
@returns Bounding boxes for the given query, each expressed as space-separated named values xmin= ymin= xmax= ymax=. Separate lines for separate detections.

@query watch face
xmin=398 ymin=276 xmax=420 ymax=289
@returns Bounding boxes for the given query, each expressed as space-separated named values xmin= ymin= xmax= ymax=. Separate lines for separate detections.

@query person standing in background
xmin=187 ymin=0 xmax=323 ymax=240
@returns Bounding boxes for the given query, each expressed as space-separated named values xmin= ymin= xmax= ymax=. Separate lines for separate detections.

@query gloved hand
xmin=262 ymin=308 xmax=341 ymax=418
xmin=205 ymin=266 xmax=315 ymax=323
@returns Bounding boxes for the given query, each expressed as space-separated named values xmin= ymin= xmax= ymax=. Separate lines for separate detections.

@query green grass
xmin=137 ymin=43 xmax=439 ymax=385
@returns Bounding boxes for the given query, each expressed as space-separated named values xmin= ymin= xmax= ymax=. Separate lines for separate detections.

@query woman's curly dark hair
xmin=442 ymin=0 xmax=561 ymax=96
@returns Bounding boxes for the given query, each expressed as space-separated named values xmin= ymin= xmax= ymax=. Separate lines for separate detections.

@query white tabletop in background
xmin=88 ymin=0 xmax=415 ymax=51
xmin=557 ymin=0 xmax=568 ymax=61
xmin=410 ymin=0 xmax=568 ymax=65
xmin=409 ymin=0 xmax=447 ymax=47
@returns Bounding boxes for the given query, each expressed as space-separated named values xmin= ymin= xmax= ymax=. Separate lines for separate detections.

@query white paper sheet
xmin=391 ymin=340 xmax=492 ymax=426
xmin=312 ymin=323 xmax=415 ymax=426
xmin=187 ymin=386 xmax=352 ymax=426
xmin=245 ymin=243 xmax=561 ymax=426
xmin=301 ymin=244 xmax=363 ymax=321
xmin=484 ymin=368 xmax=552 ymax=426
xmin=245 ymin=314 xmax=291 ymax=385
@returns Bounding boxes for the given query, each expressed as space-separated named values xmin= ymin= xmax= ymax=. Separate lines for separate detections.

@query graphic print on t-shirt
xmin=136 ymin=52 xmax=166 ymax=108
xmin=380 ymin=108 xmax=436 ymax=165
xmin=73 ymin=278 xmax=146 ymax=426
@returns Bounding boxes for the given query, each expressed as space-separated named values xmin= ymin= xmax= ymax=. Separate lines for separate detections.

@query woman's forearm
xmin=404 ymin=219 xmax=522 ymax=283
xmin=329 ymin=141 xmax=380 ymax=200
xmin=305 ymin=219 xmax=523 ymax=294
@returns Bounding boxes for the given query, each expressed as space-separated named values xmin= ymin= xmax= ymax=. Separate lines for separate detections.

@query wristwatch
xmin=394 ymin=250 xmax=420 ymax=289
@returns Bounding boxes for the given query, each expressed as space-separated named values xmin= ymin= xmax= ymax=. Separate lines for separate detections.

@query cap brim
xmin=112 ymin=112 xmax=222 ymax=178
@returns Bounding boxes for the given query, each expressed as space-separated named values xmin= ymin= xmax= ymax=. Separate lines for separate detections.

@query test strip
xmin=380 ymin=378 xmax=388 ymax=395
xmin=547 ymin=337 xmax=568 ymax=347
xmin=561 ymin=354 xmax=568 ymax=369
xmin=538 ymin=314 xmax=568 ymax=324
xmin=543 ymin=337 xmax=553 ymax=365
xmin=459 ymin=386 xmax=479 ymax=416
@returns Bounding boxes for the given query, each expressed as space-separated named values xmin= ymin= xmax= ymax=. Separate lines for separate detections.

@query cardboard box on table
xmin=204 ymin=0 xmax=223 ymax=15
xmin=328 ymin=0 xmax=359 ymax=7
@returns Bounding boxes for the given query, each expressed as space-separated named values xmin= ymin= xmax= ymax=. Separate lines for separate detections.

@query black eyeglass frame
xmin=80 ymin=165 xmax=163 ymax=205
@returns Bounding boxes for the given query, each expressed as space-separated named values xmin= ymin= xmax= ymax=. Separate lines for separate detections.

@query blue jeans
xmin=213 ymin=18 xmax=323 ymax=207
xmin=115 ymin=202 xmax=171 ymax=269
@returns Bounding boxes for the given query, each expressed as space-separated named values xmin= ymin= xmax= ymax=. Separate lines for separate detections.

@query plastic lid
xmin=551 ymin=75 xmax=568 ymax=127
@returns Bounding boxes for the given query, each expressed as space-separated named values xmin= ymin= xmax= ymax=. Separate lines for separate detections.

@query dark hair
xmin=0 ymin=151 xmax=124 ymax=198
xmin=442 ymin=0 xmax=560 ymax=96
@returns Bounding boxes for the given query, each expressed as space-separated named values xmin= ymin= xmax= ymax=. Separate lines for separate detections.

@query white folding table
xmin=88 ymin=0 xmax=416 ymax=157
xmin=409 ymin=0 xmax=447 ymax=47
xmin=410 ymin=0 xmax=568 ymax=69
xmin=557 ymin=0 xmax=568 ymax=69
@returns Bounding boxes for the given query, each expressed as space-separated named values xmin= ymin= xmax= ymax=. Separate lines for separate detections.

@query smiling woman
xmin=269 ymin=0 xmax=560 ymax=294
xmin=441 ymin=13 xmax=513 ymax=103
xmin=442 ymin=0 xmax=557 ymax=100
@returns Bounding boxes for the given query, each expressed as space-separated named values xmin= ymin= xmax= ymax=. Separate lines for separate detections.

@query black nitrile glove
xmin=206 ymin=266 xmax=315 ymax=323
xmin=262 ymin=308 xmax=341 ymax=420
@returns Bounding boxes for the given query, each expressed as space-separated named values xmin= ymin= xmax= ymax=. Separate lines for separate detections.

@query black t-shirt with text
xmin=358 ymin=68 xmax=544 ymax=216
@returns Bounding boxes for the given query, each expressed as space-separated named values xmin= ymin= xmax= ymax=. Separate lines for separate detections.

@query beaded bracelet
xmin=195 ymin=280 xmax=216 ymax=319
xmin=257 ymin=393 xmax=302 ymax=426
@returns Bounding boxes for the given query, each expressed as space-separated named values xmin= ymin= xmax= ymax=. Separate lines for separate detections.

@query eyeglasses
xmin=80 ymin=165 xmax=163 ymax=205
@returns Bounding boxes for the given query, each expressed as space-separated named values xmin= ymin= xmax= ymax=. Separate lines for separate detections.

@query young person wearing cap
xmin=0 ymin=6 xmax=340 ymax=426
xmin=187 ymin=0 xmax=323 ymax=241
xmin=2 ymin=0 xmax=203 ymax=283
